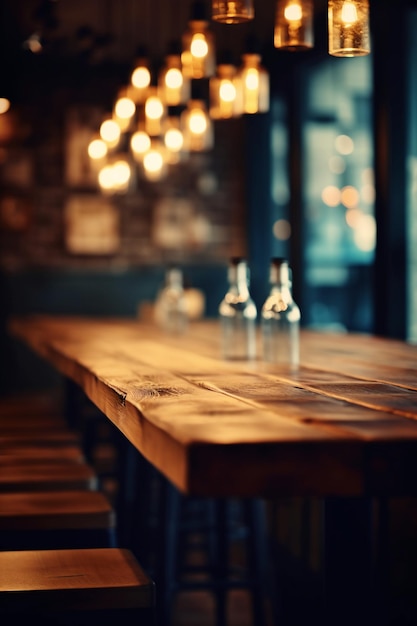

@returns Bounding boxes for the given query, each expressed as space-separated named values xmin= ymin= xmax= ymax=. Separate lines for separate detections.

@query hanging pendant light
xmin=163 ymin=116 xmax=187 ymax=164
xmin=274 ymin=0 xmax=314 ymax=51
xmin=113 ymin=88 xmax=136 ymax=132
xmin=159 ymin=41 xmax=191 ymax=106
xmin=129 ymin=47 xmax=152 ymax=104
xmin=209 ymin=53 xmax=243 ymax=119
xmin=182 ymin=99 xmax=213 ymax=152
xmin=212 ymin=0 xmax=254 ymax=24
xmin=144 ymin=87 xmax=166 ymax=137
xmin=328 ymin=0 xmax=370 ymax=57
xmin=182 ymin=1 xmax=215 ymax=79
xmin=238 ymin=36 xmax=270 ymax=114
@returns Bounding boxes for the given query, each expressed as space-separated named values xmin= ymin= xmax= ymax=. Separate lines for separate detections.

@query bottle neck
xmin=165 ymin=268 xmax=183 ymax=289
xmin=269 ymin=261 xmax=293 ymax=299
xmin=228 ymin=262 xmax=250 ymax=295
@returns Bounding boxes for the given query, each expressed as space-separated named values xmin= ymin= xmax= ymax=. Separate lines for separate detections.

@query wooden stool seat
xmin=0 ymin=461 xmax=98 ymax=492
xmin=0 ymin=444 xmax=85 ymax=464
xmin=0 ymin=430 xmax=81 ymax=447
xmin=0 ymin=490 xmax=115 ymax=531
xmin=0 ymin=490 xmax=117 ymax=550
xmin=0 ymin=548 xmax=156 ymax=625
xmin=0 ymin=414 xmax=70 ymax=432
xmin=0 ymin=391 xmax=62 ymax=419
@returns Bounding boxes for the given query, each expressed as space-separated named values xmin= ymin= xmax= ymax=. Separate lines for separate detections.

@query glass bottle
xmin=154 ymin=266 xmax=188 ymax=334
xmin=261 ymin=258 xmax=301 ymax=368
xmin=218 ymin=257 xmax=257 ymax=360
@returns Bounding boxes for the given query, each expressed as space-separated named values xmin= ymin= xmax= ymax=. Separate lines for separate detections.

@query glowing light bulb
xmin=144 ymin=150 xmax=164 ymax=174
xmin=191 ymin=34 xmax=209 ymax=58
xmin=100 ymin=119 xmax=121 ymax=147
xmin=114 ymin=97 xmax=135 ymax=120
xmin=165 ymin=68 xmax=183 ymax=89
xmin=145 ymin=96 xmax=164 ymax=120
xmin=341 ymin=1 xmax=358 ymax=24
xmin=165 ymin=128 xmax=184 ymax=152
xmin=219 ymin=81 xmax=236 ymax=103
xmin=88 ymin=139 xmax=108 ymax=160
xmin=131 ymin=67 xmax=151 ymax=89
xmin=131 ymin=131 xmax=151 ymax=155
xmin=284 ymin=2 xmax=302 ymax=21
xmin=0 ymin=98 xmax=11 ymax=114
xmin=189 ymin=111 xmax=207 ymax=135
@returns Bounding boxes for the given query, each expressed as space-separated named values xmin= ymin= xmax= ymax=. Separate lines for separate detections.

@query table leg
xmin=323 ymin=497 xmax=378 ymax=626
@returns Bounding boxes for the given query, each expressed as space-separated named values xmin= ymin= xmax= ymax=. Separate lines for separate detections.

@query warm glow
xmin=353 ymin=213 xmax=376 ymax=251
xmin=189 ymin=110 xmax=207 ymax=135
xmin=165 ymin=128 xmax=184 ymax=152
xmin=144 ymin=149 xmax=164 ymax=174
xmin=165 ymin=68 xmax=183 ymax=89
xmin=145 ymin=96 xmax=164 ymax=120
xmin=113 ymin=160 xmax=131 ymax=187
xmin=88 ymin=139 xmax=108 ymax=160
xmin=284 ymin=2 xmax=303 ymax=22
xmin=345 ymin=207 xmax=362 ymax=228
xmin=131 ymin=131 xmax=151 ymax=155
xmin=219 ymin=80 xmax=236 ymax=103
xmin=244 ymin=69 xmax=259 ymax=91
xmin=0 ymin=98 xmax=11 ymax=114
xmin=322 ymin=185 xmax=341 ymax=207
xmin=275 ymin=0 xmax=313 ymax=49
xmin=190 ymin=34 xmax=209 ymax=58
xmin=212 ymin=0 xmax=255 ymax=23
xmin=100 ymin=119 xmax=121 ymax=146
xmin=98 ymin=165 xmax=116 ymax=190
xmin=328 ymin=0 xmax=370 ymax=57
xmin=341 ymin=185 xmax=359 ymax=208
xmin=273 ymin=219 xmax=291 ymax=240
xmin=114 ymin=97 xmax=135 ymax=119
xmin=335 ymin=134 xmax=354 ymax=155
xmin=131 ymin=66 xmax=151 ymax=89
xmin=341 ymin=1 xmax=358 ymax=24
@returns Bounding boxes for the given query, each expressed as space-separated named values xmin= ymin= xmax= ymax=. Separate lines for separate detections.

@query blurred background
xmin=0 ymin=0 xmax=416 ymax=392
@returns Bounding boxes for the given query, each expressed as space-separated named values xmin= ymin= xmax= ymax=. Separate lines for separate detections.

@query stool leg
xmin=244 ymin=499 xmax=270 ymax=626
xmin=213 ymin=498 xmax=229 ymax=626
xmin=156 ymin=477 xmax=181 ymax=626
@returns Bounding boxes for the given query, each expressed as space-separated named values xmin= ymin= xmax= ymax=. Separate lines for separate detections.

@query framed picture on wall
xmin=64 ymin=194 xmax=120 ymax=255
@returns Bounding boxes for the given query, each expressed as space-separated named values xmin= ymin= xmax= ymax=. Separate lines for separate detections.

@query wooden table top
xmin=9 ymin=315 xmax=417 ymax=498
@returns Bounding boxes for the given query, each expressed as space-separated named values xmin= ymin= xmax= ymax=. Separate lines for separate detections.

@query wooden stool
xmin=0 ymin=490 xmax=117 ymax=550
xmin=0 ymin=548 xmax=156 ymax=626
xmin=0 ymin=460 xmax=98 ymax=492
xmin=0 ymin=443 xmax=85 ymax=464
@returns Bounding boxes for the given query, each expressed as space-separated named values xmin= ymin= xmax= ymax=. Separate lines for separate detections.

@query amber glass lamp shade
xmin=181 ymin=100 xmax=213 ymax=152
xmin=144 ymin=87 xmax=166 ymax=137
xmin=212 ymin=0 xmax=254 ymax=24
xmin=130 ymin=56 xmax=151 ymax=104
xmin=159 ymin=53 xmax=190 ymax=106
xmin=182 ymin=2 xmax=215 ymax=79
xmin=274 ymin=0 xmax=314 ymax=51
xmin=239 ymin=53 xmax=269 ymax=114
xmin=328 ymin=0 xmax=370 ymax=57
xmin=210 ymin=63 xmax=243 ymax=119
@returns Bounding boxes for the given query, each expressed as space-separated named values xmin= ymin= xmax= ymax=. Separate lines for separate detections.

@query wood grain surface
xmin=9 ymin=315 xmax=417 ymax=498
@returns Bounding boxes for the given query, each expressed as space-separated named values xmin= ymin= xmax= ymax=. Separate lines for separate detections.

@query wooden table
xmin=8 ymin=315 xmax=417 ymax=625
xmin=9 ymin=314 xmax=417 ymax=499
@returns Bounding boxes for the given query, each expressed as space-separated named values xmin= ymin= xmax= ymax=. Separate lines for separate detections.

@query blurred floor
xmin=173 ymin=590 xmax=255 ymax=626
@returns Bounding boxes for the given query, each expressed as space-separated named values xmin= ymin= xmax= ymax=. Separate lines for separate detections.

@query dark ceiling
xmin=2 ymin=0 xmax=415 ymax=109
xmin=2 ymin=0 xmax=329 ymax=106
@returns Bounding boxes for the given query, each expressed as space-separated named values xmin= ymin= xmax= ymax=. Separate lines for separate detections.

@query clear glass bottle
xmin=261 ymin=258 xmax=301 ymax=368
xmin=154 ymin=266 xmax=188 ymax=334
xmin=218 ymin=257 xmax=257 ymax=360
